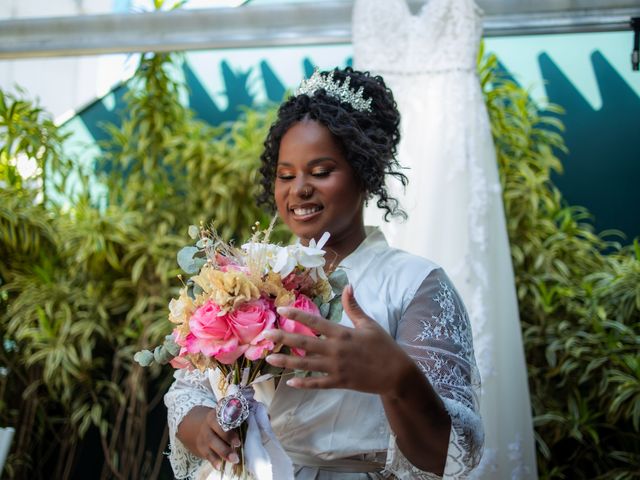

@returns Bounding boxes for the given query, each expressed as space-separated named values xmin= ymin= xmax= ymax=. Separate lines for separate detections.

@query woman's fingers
xmin=263 ymin=289 xmax=384 ymax=392
xmin=206 ymin=432 xmax=240 ymax=465
xmin=276 ymin=307 xmax=340 ymax=336
xmin=206 ymin=409 xmax=240 ymax=445
xmin=285 ymin=373 xmax=335 ymax=390
xmin=263 ymin=329 xmax=329 ymax=355
xmin=341 ymin=284 xmax=376 ymax=328
xmin=203 ymin=409 xmax=240 ymax=466
xmin=205 ymin=451 xmax=222 ymax=470
xmin=265 ymin=352 xmax=330 ymax=372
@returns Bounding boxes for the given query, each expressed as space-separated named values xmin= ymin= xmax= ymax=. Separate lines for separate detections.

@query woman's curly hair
xmin=257 ymin=67 xmax=408 ymax=221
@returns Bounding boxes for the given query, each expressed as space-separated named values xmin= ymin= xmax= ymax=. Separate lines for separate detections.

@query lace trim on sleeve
xmin=164 ymin=369 xmax=218 ymax=479
xmin=384 ymin=432 xmax=445 ymax=480
xmin=386 ymin=268 xmax=484 ymax=478
xmin=385 ymin=399 xmax=482 ymax=479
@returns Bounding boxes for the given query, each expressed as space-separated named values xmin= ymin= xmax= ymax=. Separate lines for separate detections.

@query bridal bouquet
xmin=135 ymin=220 xmax=345 ymax=480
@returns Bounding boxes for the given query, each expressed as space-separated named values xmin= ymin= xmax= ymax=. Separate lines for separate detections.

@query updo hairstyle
xmin=257 ymin=67 xmax=408 ymax=221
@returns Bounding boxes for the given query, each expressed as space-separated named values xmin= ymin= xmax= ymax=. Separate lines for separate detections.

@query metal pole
xmin=0 ymin=2 xmax=639 ymax=59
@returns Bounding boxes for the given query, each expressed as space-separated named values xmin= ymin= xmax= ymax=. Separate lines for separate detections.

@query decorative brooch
xmin=216 ymin=391 xmax=250 ymax=432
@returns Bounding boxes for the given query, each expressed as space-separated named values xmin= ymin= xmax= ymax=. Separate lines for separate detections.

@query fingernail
xmin=229 ymin=453 xmax=239 ymax=464
xmin=265 ymin=354 xmax=279 ymax=365
xmin=232 ymin=439 xmax=241 ymax=448
xmin=277 ymin=306 xmax=290 ymax=315
xmin=263 ymin=330 xmax=277 ymax=340
xmin=213 ymin=459 xmax=222 ymax=470
xmin=286 ymin=378 xmax=297 ymax=388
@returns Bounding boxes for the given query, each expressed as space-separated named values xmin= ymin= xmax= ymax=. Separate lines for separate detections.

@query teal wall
xmin=64 ymin=31 xmax=640 ymax=241
xmin=487 ymin=32 xmax=640 ymax=241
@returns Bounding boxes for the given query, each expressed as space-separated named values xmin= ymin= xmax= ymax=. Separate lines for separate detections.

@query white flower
xmin=168 ymin=298 xmax=185 ymax=322
xmin=241 ymin=242 xmax=280 ymax=261
xmin=241 ymin=242 xmax=281 ymax=273
xmin=272 ymin=232 xmax=330 ymax=279
xmin=272 ymin=246 xmax=297 ymax=277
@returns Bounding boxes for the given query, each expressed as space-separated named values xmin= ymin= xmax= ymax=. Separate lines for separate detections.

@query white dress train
xmin=353 ymin=0 xmax=538 ymax=478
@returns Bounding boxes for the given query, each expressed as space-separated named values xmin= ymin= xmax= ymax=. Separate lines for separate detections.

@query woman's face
xmin=275 ymin=118 xmax=365 ymax=248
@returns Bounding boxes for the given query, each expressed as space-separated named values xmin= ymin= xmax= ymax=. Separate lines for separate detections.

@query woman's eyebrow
xmin=277 ymin=157 xmax=336 ymax=168
xmin=308 ymin=157 xmax=336 ymax=166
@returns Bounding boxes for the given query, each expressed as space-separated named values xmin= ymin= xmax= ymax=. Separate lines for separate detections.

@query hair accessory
xmin=296 ymin=69 xmax=373 ymax=113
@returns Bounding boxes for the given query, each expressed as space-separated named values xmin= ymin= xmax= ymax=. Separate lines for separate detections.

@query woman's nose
xmin=293 ymin=179 xmax=313 ymax=199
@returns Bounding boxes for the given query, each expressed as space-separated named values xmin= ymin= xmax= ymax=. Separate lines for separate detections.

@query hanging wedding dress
xmin=353 ymin=0 xmax=537 ymax=477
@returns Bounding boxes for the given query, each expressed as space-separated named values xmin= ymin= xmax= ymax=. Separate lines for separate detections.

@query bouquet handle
xmin=208 ymin=369 xmax=294 ymax=480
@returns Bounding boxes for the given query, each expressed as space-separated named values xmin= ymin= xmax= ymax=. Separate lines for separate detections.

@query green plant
xmin=480 ymin=45 xmax=640 ymax=479
xmin=0 ymin=49 xmax=281 ymax=479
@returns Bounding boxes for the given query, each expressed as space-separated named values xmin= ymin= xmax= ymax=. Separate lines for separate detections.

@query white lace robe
xmin=165 ymin=228 xmax=483 ymax=479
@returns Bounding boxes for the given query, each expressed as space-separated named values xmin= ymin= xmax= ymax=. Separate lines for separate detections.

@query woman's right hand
xmin=177 ymin=405 xmax=241 ymax=470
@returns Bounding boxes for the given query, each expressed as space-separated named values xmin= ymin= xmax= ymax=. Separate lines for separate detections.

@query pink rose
xmin=229 ymin=298 xmax=277 ymax=360
xmin=215 ymin=254 xmax=249 ymax=273
xmin=278 ymin=294 xmax=319 ymax=356
xmin=170 ymin=347 xmax=192 ymax=369
xmin=185 ymin=301 xmax=247 ymax=364
xmin=282 ymin=272 xmax=315 ymax=293
xmin=215 ymin=253 xmax=235 ymax=267
xmin=172 ymin=327 xmax=186 ymax=347
xmin=220 ymin=264 xmax=249 ymax=274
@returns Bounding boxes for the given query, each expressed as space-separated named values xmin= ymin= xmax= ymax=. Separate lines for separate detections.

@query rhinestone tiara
xmin=295 ymin=69 xmax=373 ymax=113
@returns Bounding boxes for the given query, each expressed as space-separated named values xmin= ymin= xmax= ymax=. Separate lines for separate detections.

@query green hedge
xmin=0 ymin=52 xmax=279 ymax=479
xmin=480 ymin=46 xmax=640 ymax=479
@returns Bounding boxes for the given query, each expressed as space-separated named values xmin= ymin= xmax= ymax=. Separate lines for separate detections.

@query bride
xmin=165 ymin=67 xmax=483 ymax=479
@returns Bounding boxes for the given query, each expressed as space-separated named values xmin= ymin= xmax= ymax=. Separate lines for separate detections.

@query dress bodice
xmin=353 ymin=0 xmax=483 ymax=74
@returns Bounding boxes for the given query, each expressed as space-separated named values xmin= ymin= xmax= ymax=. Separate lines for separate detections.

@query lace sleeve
xmin=164 ymin=368 xmax=218 ymax=479
xmin=385 ymin=268 xmax=484 ymax=479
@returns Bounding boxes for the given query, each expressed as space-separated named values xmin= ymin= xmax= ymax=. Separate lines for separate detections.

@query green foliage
xmin=0 ymin=51 xmax=279 ymax=479
xmin=0 ymin=88 xmax=70 ymax=202
xmin=480 ymin=45 xmax=640 ymax=479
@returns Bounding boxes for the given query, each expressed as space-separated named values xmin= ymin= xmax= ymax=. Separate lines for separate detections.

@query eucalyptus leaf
xmin=133 ymin=350 xmax=154 ymax=367
xmin=153 ymin=345 xmax=174 ymax=365
xmin=164 ymin=335 xmax=180 ymax=356
xmin=192 ymin=257 xmax=207 ymax=272
xmin=319 ymin=302 xmax=330 ymax=318
xmin=188 ymin=224 xmax=199 ymax=239
xmin=328 ymin=269 xmax=348 ymax=294
xmin=177 ymin=246 xmax=199 ymax=273
xmin=328 ymin=299 xmax=343 ymax=323
xmin=196 ymin=238 xmax=212 ymax=249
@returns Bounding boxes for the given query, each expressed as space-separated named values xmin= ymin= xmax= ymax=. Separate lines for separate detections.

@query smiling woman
xmin=259 ymin=68 xmax=408 ymax=266
xmin=274 ymin=119 xmax=366 ymax=264
xmin=164 ymin=67 xmax=484 ymax=480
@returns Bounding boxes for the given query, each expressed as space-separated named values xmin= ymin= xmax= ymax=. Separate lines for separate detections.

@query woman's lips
xmin=290 ymin=204 xmax=323 ymax=221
